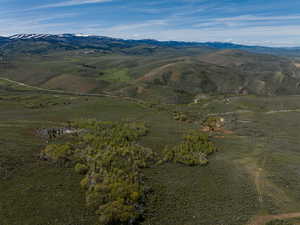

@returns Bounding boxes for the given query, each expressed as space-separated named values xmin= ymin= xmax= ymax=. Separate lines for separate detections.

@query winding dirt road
xmin=208 ymin=108 xmax=300 ymax=116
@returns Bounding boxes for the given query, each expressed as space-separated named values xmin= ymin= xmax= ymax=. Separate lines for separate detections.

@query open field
xmin=2 ymin=85 xmax=300 ymax=225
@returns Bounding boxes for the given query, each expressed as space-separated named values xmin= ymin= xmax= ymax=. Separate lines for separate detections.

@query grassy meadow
xmin=1 ymin=86 xmax=300 ymax=225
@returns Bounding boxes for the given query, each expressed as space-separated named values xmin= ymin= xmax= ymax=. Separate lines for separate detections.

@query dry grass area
xmin=42 ymin=74 xmax=98 ymax=93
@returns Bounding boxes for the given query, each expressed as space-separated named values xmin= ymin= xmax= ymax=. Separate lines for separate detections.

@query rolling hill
xmin=1 ymin=34 xmax=300 ymax=103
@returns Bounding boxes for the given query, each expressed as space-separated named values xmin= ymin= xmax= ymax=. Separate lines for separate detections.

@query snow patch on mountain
xmin=8 ymin=33 xmax=114 ymax=41
xmin=75 ymin=33 xmax=93 ymax=37
xmin=9 ymin=34 xmax=53 ymax=39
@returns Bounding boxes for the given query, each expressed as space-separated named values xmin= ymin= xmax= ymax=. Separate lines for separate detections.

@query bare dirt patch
xmin=248 ymin=212 xmax=300 ymax=225
xmin=294 ymin=63 xmax=300 ymax=68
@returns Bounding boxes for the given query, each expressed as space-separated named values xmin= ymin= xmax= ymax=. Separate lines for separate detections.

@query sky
xmin=1 ymin=0 xmax=300 ymax=47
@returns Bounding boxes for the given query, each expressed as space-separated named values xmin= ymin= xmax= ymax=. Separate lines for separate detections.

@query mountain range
xmin=1 ymin=33 xmax=300 ymax=56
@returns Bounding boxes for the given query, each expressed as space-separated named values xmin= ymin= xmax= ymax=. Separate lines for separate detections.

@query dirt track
xmin=248 ymin=212 xmax=300 ymax=225
xmin=0 ymin=77 xmax=143 ymax=102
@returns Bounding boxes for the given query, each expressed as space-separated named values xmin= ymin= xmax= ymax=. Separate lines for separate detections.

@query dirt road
xmin=248 ymin=212 xmax=300 ymax=225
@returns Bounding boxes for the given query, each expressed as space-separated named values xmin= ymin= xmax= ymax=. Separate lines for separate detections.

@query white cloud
xmin=0 ymin=13 xmax=79 ymax=36
xmin=101 ymin=20 xmax=169 ymax=32
xmin=33 ymin=0 xmax=113 ymax=9
xmin=191 ymin=14 xmax=300 ymax=29
xmin=1 ymin=1 xmax=300 ymax=47
xmin=142 ymin=25 xmax=300 ymax=47
xmin=2 ymin=14 xmax=300 ymax=47
xmin=84 ymin=21 xmax=300 ymax=47
xmin=215 ymin=15 xmax=300 ymax=22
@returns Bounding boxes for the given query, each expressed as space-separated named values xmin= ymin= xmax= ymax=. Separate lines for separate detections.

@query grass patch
xmin=98 ymin=68 xmax=133 ymax=83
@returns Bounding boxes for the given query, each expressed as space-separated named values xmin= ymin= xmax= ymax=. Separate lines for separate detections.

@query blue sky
xmin=1 ymin=0 xmax=300 ymax=46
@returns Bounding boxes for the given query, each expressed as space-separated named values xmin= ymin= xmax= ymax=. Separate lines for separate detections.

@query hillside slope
xmin=1 ymin=34 xmax=300 ymax=103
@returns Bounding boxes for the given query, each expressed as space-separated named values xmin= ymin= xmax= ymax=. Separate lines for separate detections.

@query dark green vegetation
xmin=41 ymin=119 xmax=216 ymax=225
xmin=163 ymin=131 xmax=216 ymax=166
xmin=41 ymin=120 xmax=155 ymax=225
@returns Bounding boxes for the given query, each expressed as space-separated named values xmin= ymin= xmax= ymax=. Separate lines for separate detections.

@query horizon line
xmin=1 ymin=33 xmax=299 ymax=48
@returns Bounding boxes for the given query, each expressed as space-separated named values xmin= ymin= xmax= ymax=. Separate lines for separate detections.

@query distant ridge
xmin=2 ymin=33 xmax=300 ymax=56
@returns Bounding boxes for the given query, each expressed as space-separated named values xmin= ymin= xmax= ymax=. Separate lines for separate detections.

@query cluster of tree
xmin=163 ymin=131 xmax=217 ymax=166
xmin=41 ymin=119 xmax=155 ymax=225
xmin=41 ymin=143 xmax=73 ymax=162
xmin=202 ymin=116 xmax=224 ymax=132
xmin=41 ymin=119 xmax=218 ymax=224
xmin=173 ymin=111 xmax=188 ymax=122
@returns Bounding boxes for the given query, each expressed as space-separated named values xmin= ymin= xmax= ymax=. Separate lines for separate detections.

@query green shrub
xmin=74 ymin=163 xmax=88 ymax=174
xmin=41 ymin=144 xmax=73 ymax=162
xmin=202 ymin=116 xmax=224 ymax=130
xmin=96 ymin=199 xmax=137 ymax=225
xmin=163 ymin=131 xmax=216 ymax=166
xmin=173 ymin=111 xmax=188 ymax=121
xmin=80 ymin=176 xmax=89 ymax=189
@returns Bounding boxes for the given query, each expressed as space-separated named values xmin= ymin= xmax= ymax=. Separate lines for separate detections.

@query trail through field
xmin=0 ymin=77 xmax=46 ymax=90
xmin=208 ymin=108 xmax=300 ymax=116
xmin=241 ymin=137 xmax=296 ymax=225
xmin=248 ymin=212 xmax=300 ymax=225
xmin=245 ymin=160 xmax=300 ymax=225
xmin=0 ymin=77 xmax=142 ymax=102
xmin=0 ymin=77 xmax=109 ymax=96
xmin=255 ymin=167 xmax=263 ymax=203
xmin=240 ymin=159 xmax=267 ymax=208
xmin=265 ymin=109 xmax=300 ymax=114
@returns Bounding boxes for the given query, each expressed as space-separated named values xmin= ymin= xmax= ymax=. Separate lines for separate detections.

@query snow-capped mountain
xmin=8 ymin=33 xmax=109 ymax=40
xmin=9 ymin=34 xmax=53 ymax=39
xmin=1 ymin=33 xmax=300 ymax=57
